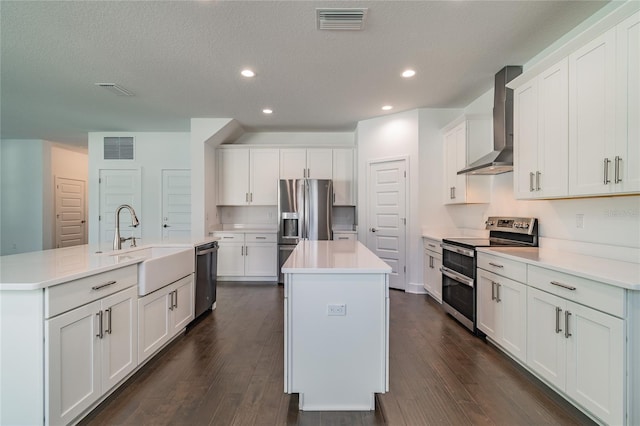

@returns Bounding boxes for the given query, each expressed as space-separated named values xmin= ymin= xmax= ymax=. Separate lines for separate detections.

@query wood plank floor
xmin=80 ymin=282 xmax=595 ymax=425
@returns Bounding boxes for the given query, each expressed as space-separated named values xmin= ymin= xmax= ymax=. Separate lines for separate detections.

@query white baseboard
xmin=405 ymin=282 xmax=427 ymax=294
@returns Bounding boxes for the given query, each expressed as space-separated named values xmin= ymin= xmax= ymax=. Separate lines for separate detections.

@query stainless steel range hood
xmin=458 ymin=66 xmax=522 ymax=175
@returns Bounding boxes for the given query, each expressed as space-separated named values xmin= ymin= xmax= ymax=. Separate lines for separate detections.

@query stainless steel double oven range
xmin=440 ymin=216 xmax=538 ymax=334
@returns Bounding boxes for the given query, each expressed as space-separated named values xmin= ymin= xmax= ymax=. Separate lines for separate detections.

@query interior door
xmin=98 ymin=169 xmax=141 ymax=248
xmin=55 ymin=177 xmax=86 ymax=248
xmin=367 ymin=159 xmax=407 ymax=290
xmin=161 ymin=169 xmax=191 ymax=242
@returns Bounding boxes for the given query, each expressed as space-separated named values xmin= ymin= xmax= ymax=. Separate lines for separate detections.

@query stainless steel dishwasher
xmin=194 ymin=241 xmax=218 ymax=318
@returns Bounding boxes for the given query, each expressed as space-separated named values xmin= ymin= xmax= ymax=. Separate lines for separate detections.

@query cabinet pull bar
xmin=529 ymin=172 xmax=535 ymax=192
xmin=604 ymin=158 xmax=611 ymax=184
xmin=555 ymin=306 xmax=562 ymax=333
xmin=105 ymin=308 xmax=112 ymax=334
xmin=564 ymin=311 xmax=572 ymax=338
xmin=256 ymin=236 xmax=266 ymax=239
xmin=250 ymin=193 xmax=253 ymax=202
xmin=241 ymin=246 xmax=244 ymax=256
xmin=307 ymin=168 xmax=310 ymax=178
xmin=245 ymin=246 xmax=248 ymax=256
xmin=550 ymin=280 xmax=576 ymax=291
xmin=169 ymin=291 xmax=174 ymax=311
xmin=245 ymin=193 xmax=249 ymax=202
xmin=96 ymin=311 xmax=104 ymax=339
xmin=428 ymin=243 xmax=436 ymax=248
xmin=92 ymin=280 xmax=117 ymax=291
xmin=536 ymin=171 xmax=541 ymax=191
xmin=339 ymin=237 xmax=349 ymax=240
xmin=174 ymin=290 xmax=178 ymax=308
xmin=491 ymin=281 xmax=496 ymax=301
xmin=488 ymin=262 xmax=504 ymax=268
xmin=615 ymin=156 xmax=622 ymax=183
xmin=333 ymin=193 xmax=336 ymax=204
xmin=452 ymin=186 xmax=456 ymax=199
xmin=496 ymin=283 xmax=501 ymax=303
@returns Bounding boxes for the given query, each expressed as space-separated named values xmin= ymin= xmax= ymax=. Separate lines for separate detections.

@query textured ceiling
xmin=1 ymin=1 xmax=608 ymax=147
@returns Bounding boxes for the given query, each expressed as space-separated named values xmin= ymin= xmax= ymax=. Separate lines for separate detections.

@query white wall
xmin=356 ymin=110 xmax=422 ymax=292
xmin=0 ymin=140 xmax=45 ymax=255
xmin=234 ymin=132 xmax=355 ymax=146
xmin=88 ymin=132 xmax=190 ymax=246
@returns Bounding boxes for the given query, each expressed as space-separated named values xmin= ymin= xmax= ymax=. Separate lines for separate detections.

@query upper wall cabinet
xmin=442 ymin=116 xmax=492 ymax=205
xmin=332 ymin=148 xmax=355 ymax=205
xmin=217 ymin=148 xmax=279 ymax=206
xmin=514 ymin=58 xmax=569 ymax=199
xmin=280 ymin=148 xmax=333 ymax=180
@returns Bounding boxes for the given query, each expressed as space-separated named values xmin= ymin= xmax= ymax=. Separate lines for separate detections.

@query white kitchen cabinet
xmin=442 ymin=116 xmax=491 ymax=204
xmin=477 ymin=269 xmax=527 ymax=362
xmin=137 ymin=274 xmax=194 ymax=364
xmin=422 ymin=237 xmax=442 ymax=303
xmin=514 ymin=58 xmax=569 ymax=199
xmin=217 ymin=148 xmax=279 ymax=205
xmin=332 ymin=148 xmax=355 ymax=205
xmin=333 ymin=232 xmax=356 ymax=241
xmin=214 ymin=232 xmax=277 ymax=279
xmin=527 ymin=286 xmax=624 ymax=425
xmin=46 ymin=286 xmax=138 ymax=425
xmin=280 ymin=148 xmax=332 ymax=180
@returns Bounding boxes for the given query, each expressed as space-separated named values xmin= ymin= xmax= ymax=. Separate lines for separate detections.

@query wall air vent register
xmin=103 ymin=137 xmax=134 ymax=160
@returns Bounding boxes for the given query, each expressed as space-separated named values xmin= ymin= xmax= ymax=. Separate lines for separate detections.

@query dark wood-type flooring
xmin=81 ymin=282 xmax=594 ymax=425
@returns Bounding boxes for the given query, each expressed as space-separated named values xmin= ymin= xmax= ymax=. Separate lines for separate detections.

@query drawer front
xmin=528 ymin=265 xmax=624 ymax=317
xmin=477 ymin=252 xmax=526 ymax=283
xmin=423 ymin=237 xmax=442 ymax=255
xmin=213 ymin=232 xmax=245 ymax=243
xmin=245 ymin=233 xmax=277 ymax=243
xmin=45 ymin=265 xmax=138 ymax=318
xmin=334 ymin=233 xmax=356 ymax=241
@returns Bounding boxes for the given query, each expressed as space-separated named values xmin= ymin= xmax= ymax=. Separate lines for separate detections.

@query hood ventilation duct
xmin=458 ymin=66 xmax=523 ymax=175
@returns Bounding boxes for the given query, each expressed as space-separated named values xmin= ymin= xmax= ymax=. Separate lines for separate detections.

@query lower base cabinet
xmin=527 ymin=286 xmax=624 ymax=425
xmin=214 ymin=232 xmax=278 ymax=279
xmin=46 ymin=286 xmax=138 ymax=425
xmin=138 ymin=274 xmax=194 ymax=364
xmin=423 ymin=238 xmax=442 ymax=303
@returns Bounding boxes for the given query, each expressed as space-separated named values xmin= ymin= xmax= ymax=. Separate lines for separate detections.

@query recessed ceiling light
xmin=402 ymin=69 xmax=416 ymax=78
xmin=263 ymin=108 xmax=273 ymax=114
xmin=241 ymin=69 xmax=255 ymax=78
xmin=381 ymin=105 xmax=393 ymax=111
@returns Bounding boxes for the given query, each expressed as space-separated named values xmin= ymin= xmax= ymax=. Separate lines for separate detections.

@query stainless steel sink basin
xmin=111 ymin=246 xmax=194 ymax=295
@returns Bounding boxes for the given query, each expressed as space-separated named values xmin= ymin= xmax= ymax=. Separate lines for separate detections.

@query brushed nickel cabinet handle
xmin=428 ymin=243 xmax=436 ymax=248
xmin=491 ymin=281 xmax=496 ymax=301
xmin=615 ymin=156 xmax=622 ymax=183
xmin=529 ymin=172 xmax=535 ymax=192
xmin=604 ymin=158 xmax=611 ymax=184
xmin=174 ymin=290 xmax=178 ymax=308
xmin=169 ymin=291 xmax=174 ymax=311
xmin=496 ymin=283 xmax=501 ymax=303
xmin=105 ymin=308 xmax=112 ymax=334
xmin=92 ymin=280 xmax=117 ymax=291
xmin=555 ymin=306 xmax=562 ymax=334
xmin=245 ymin=246 xmax=248 ymax=256
xmin=452 ymin=186 xmax=456 ymax=199
xmin=488 ymin=262 xmax=504 ymax=268
xmin=96 ymin=311 xmax=104 ymax=339
xmin=550 ymin=280 xmax=576 ymax=291
xmin=536 ymin=171 xmax=541 ymax=191
xmin=564 ymin=311 xmax=572 ymax=338
xmin=241 ymin=246 xmax=244 ymax=256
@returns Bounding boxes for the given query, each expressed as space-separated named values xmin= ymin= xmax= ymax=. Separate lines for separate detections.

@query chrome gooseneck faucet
xmin=113 ymin=204 xmax=140 ymax=250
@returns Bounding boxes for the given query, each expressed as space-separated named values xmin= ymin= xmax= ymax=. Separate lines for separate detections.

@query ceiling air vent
xmin=316 ymin=8 xmax=368 ymax=31
xmin=104 ymin=137 xmax=134 ymax=160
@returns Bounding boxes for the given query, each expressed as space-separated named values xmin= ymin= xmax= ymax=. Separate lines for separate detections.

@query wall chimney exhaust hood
xmin=458 ymin=66 xmax=522 ymax=175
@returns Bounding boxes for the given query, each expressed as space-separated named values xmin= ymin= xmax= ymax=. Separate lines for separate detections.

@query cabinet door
xmin=565 ymin=301 xmax=624 ymax=425
xmin=46 ymin=301 xmax=102 ymax=425
xmin=569 ymin=28 xmax=616 ymax=196
xmin=218 ymin=149 xmax=250 ymax=205
xmin=280 ymin=149 xmax=307 ymax=179
xmin=514 ymin=78 xmax=539 ymax=198
xmin=476 ymin=272 xmax=498 ymax=340
xmin=250 ymin=149 xmax=280 ymax=205
xmin=496 ymin=278 xmax=527 ymax=362
xmin=137 ymin=289 xmax=171 ymax=364
xmin=245 ymin=243 xmax=277 ymax=276
xmin=424 ymin=252 xmax=442 ymax=303
xmin=527 ymin=287 xmax=566 ymax=390
xmin=101 ymin=287 xmax=138 ymax=392
xmin=616 ymin=12 xmax=640 ymax=193
xmin=306 ymin=148 xmax=333 ymax=179
xmin=332 ymin=148 xmax=355 ymax=205
xmin=443 ymin=124 xmax=465 ymax=204
xmin=171 ymin=276 xmax=195 ymax=334
xmin=217 ymin=242 xmax=245 ymax=276
xmin=538 ymin=58 xmax=569 ymax=198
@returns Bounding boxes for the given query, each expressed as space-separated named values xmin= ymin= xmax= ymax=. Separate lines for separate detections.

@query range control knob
xmin=485 ymin=220 xmax=494 ymax=226
xmin=523 ymin=222 xmax=530 ymax=229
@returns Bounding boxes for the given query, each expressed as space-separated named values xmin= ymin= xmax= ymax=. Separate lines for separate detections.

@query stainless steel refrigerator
xmin=278 ymin=179 xmax=333 ymax=283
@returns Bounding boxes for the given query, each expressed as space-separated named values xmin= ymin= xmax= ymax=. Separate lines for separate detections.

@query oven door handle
xmin=440 ymin=266 xmax=474 ymax=288
xmin=440 ymin=243 xmax=475 ymax=258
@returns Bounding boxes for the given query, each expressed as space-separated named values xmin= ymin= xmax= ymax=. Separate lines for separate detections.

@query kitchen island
xmin=282 ymin=240 xmax=391 ymax=411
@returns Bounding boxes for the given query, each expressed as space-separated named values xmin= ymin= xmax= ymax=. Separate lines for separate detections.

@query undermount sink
xmin=111 ymin=246 xmax=194 ymax=296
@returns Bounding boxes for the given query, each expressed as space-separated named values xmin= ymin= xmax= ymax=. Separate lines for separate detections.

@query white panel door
xmin=367 ymin=159 xmax=406 ymax=290
xmin=55 ymin=177 xmax=86 ymax=248
xmin=137 ymin=289 xmax=171 ymax=364
xmin=245 ymin=243 xmax=277 ymax=276
xmin=250 ymin=149 xmax=280 ymax=205
xmin=496 ymin=278 xmax=527 ymax=362
xmin=476 ymin=272 xmax=498 ymax=340
xmin=99 ymin=169 xmax=141 ymax=248
xmin=162 ymin=169 xmax=191 ymax=242
xmin=217 ymin=243 xmax=245 ymax=276
xmin=171 ymin=276 xmax=194 ymax=334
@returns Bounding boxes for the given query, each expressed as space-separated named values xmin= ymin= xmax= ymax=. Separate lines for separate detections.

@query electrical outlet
xmin=576 ymin=214 xmax=584 ymax=229
xmin=327 ymin=304 xmax=346 ymax=316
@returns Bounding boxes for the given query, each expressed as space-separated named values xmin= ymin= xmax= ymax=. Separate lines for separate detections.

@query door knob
xmin=163 ymin=224 xmax=170 ymax=228
xmin=370 ymin=228 xmax=377 ymax=233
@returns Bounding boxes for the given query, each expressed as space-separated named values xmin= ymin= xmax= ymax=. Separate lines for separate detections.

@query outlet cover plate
xmin=327 ymin=304 xmax=346 ymax=316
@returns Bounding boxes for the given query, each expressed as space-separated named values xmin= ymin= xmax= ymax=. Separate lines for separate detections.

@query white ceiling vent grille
xmin=95 ymin=83 xmax=134 ymax=96
xmin=104 ymin=137 xmax=134 ymax=160
xmin=316 ymin=8 xmax=368 ymax=31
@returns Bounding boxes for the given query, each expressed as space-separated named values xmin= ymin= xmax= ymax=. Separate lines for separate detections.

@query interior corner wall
xmin=0 ymin=139 xmax=45 ymax=255
xmin=356 ymin=110 xmax=421 ymax=291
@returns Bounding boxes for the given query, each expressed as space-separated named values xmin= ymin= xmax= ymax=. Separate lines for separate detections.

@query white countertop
xmin=478 ymin=247 xmax=640 ymax=290
xmin=282 ymin=240 xmax=391 ymax=274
